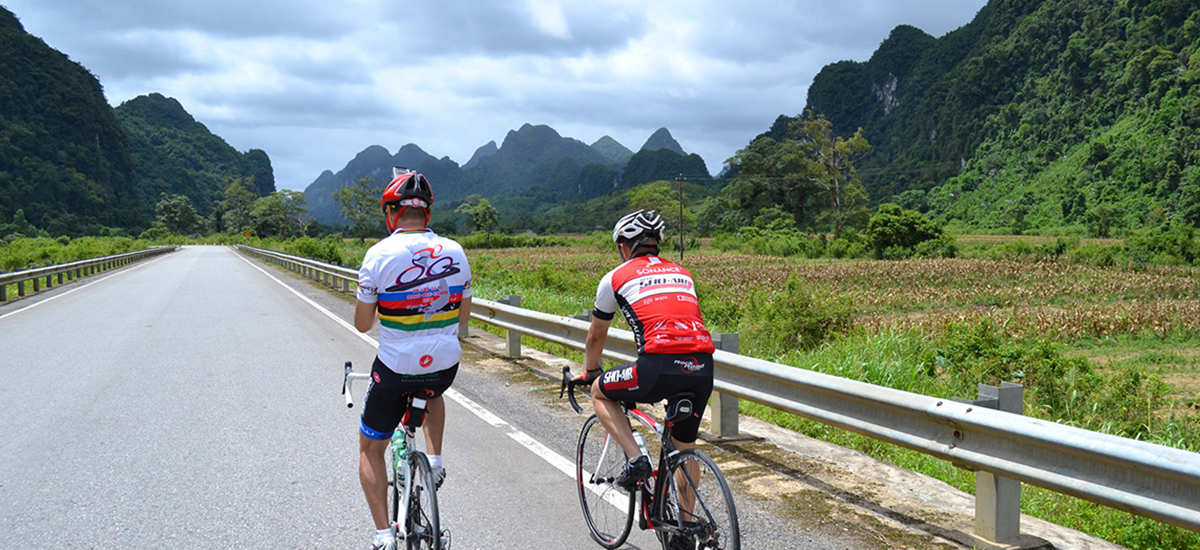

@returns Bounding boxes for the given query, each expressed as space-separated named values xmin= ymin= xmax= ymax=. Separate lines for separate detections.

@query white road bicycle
xmin=343 ymin=361 xmax=447 ymax=550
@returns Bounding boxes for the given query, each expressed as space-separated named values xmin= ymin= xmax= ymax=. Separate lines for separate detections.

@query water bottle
xmin=631 ymin=430 xmax=648 ymax=457
xmin=392 ymin=431 xmax=408 ymax=484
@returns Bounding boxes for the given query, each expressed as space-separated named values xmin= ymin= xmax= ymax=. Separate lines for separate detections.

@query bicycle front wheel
xmin=658 ymin=449 xmax=739 ymax=550
xmin=577 ymin=414 xmax=635 ymax=549
xmin=406 ymin=452 xmax=442 ymax=550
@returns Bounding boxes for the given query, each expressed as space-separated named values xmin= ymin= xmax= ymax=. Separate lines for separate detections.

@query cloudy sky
xmin=6 ymin=0 xmax=988 ymax=192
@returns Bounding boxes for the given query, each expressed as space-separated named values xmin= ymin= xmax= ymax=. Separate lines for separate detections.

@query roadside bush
xmin=867 ymin=204 xmax=945 ymax=259
xmin=284 ymin=236 xmax=344 ymax=265
xmin=742 ymin=274 xmax=853 ymax=356
xmin=1125 ymin=221 xmax=1200 ymax=266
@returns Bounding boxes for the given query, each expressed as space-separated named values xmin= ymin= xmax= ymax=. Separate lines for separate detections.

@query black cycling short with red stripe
xmin=597 ymin=352 xmax=714 ymax=443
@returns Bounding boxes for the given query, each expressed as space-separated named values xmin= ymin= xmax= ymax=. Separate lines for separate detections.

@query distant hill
xmin=303 ymin=124 xmax=708 ymax=226
xmin=640 ymin=128 xmax=686 ymax=155
xmin=116 ymin=93 xmax=275 ymax=217
xmin=591 ymin=136 xmax=634 ymax=165
xmin=0 ymin=6 xmax=140 ymax=235
xmin=789 ymin=0 xmax=1200 ymax=235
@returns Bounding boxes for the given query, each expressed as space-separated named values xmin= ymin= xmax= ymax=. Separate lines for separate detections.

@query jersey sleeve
xmin=592 ymin=270 xmax=616 ymax=320
xmin=456 ymin=246 xmax=472 ymax=298
xmin=357 ymin=248 xmax=380 ymax=304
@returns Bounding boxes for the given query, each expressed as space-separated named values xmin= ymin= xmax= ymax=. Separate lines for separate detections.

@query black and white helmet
xmin=612 ymin=209 xmax=664 ymax=244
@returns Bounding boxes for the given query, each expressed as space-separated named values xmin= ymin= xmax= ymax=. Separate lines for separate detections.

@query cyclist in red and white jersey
xmin=354 ymin=169 xmax=471 ymax=550
xmin=579 ymin=210 xmax=715 ymax=489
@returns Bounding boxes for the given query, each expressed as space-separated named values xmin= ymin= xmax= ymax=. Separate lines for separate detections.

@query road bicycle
xmin=561 ymin=367 xmax=739 ymax=550
xmin=343 ymin=361 xmax=447 ymax=550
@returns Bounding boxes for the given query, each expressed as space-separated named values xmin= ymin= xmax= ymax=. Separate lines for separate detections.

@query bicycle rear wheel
xmin=406 ymin=452 xmax=442 ymax=550
xmin=658 ymin=449 xmax=739 ymax=550
xmin=577 ymin=414 xmax=635 ymax=549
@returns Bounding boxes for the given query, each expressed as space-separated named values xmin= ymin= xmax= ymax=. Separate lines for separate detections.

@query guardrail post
xmin=958 ymin=382 xmax=1024 ymax=543
xmin=505 ymin=295 xmax=522 ymax=358
xmin=710 ymin=333 xmax=740 ymax=438
xmin=1 ymin=282 xmax=6 ymax=302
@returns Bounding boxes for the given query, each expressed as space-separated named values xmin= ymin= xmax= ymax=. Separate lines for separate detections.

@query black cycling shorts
xmin=597 ymin=353 xmax=714 ymax=443
xmin=360 ymin=357 xmax=458 ymax=441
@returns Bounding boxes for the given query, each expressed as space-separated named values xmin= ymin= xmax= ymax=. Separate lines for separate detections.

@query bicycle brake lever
xmin=561 ymin=366 xmax=583 ymax=414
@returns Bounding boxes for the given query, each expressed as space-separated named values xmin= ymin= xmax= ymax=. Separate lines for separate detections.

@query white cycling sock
xmin=375 ymin=528 xmax=391 ymax=542
xmin=427 ymin=455 xmax=443 ymax=469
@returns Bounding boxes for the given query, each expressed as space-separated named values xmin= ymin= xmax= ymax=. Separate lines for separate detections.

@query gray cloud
xmin=3 ymin=0 xmax=989 ymax=191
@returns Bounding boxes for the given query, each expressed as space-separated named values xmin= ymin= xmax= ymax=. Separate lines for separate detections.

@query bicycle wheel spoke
xmin=577 ymin=415 xmax=635 ymax=549
xmin=660 ymin=450 xmax=739 ymax=550
xmin=405 ymin=453 xmax=441 ymax=550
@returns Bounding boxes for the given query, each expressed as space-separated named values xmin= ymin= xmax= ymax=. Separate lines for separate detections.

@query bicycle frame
xmin=343 ymin=361 xmax=441 ymax=548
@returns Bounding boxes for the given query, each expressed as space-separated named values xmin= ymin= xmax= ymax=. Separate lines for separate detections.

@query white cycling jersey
xmin=357 ymin=228 xmax=472 ymax=375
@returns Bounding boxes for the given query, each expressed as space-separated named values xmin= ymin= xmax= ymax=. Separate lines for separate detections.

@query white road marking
xmin=233 ymin=247 xmax=630 ymax=510
xmin=0 ymin=249 xmax=174 ymax=321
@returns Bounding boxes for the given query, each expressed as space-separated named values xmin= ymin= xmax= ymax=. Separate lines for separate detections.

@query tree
xmin=154 ymin=193 xmax=203 ymax=235
xmin=792 ymin=111 xmax=871 ymax=239
xmin=334 ymin=176 xmax=383 ymax=240
xmin=725 ymin=110 xmax=871 ymax=237
xmin=219 ymin=179 xmax=257 ymax=234
xmin=456 ymin=194 xmax=500 ymax=248
xmin=250 ymin=190 xmax=309 ymax=239
xmin=627 ymin=180 xmax=696 ymax=249
xmin=866 ymin=204 xmax=944 ymax=259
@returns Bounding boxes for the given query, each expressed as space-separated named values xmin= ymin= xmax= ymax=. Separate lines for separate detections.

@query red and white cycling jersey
xmin=592 ymin=254 xmax=714 ymax=355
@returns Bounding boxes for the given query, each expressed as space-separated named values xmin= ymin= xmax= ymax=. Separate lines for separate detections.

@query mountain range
xmin=302 ymin=124 xmax=709 ymax=225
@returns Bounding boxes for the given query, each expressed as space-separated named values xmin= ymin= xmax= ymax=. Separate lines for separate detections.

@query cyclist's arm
xmin=355 ymin=300 xmax=377 ymax=332
xmin=458 ymin=296 xmax=472 ymax=326
xmin=583 ymin=315 xmax=612 ymax=372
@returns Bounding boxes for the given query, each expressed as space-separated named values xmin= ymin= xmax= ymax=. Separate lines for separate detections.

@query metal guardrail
xmin=0 ymin=246 xmax=177 ymax=302
xmin=235 ymin=244 xmax=1200 ymax=545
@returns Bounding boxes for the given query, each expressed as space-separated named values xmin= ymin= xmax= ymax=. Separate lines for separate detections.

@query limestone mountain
xmin=591 ymin=135 xmax=635 ymax=165
xmin=640 ymin=127 xmax=686 ymax=155
xmin=0 ymin=6 xmax=139 ymax=235
xmin=787 ymin=0 xmax=1200 ymax=235
xmin=303 ymin=124 xmax=706 ymax=226
xmin=116 ymin=93 xmax=275 ymax=218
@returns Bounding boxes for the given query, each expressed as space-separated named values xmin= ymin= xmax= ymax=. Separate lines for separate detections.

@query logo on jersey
xmin=373 ymin=372 xmax=381 ymax=383
xmin=675 ymin=357 xmax=704 ymax=373
xmin=602 ymin=365 xmax=639 ymax=390
xmin=419 ymin=354 xmax=433 ymax=368
xmin=386 ymin=245 xmax=461 ymax=292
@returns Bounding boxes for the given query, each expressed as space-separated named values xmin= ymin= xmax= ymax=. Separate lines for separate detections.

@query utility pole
xmin=676 ymin=173 xmax=685 ymax=262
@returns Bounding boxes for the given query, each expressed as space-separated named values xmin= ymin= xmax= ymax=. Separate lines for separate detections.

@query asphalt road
xmin=0 ymin=246 xmax=851 ymax=549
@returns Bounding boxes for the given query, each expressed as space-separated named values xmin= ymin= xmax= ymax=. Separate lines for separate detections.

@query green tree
xmin=456 ymin=194 xmax=500 ymax=248
xmin=154 ymin=193 xmax=203 ymax=235
xmin=725 ymin=110 xmax=871 ymax=237
xmin=792 ymin=111 xmax=871 ymax=239
xmin=334 ymin=176 xmax=383 ymax=240
xmin=250 ymin=190 xmax=308 ymax=239
xmin=866 ymin=203 xmax=945 ymax=259
xmin=219 ymin=179 xmax=257 ymax=234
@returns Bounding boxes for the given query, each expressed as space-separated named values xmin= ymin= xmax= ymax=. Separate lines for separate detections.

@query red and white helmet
xmin=381 ymin=168 xmax=434 ymax=230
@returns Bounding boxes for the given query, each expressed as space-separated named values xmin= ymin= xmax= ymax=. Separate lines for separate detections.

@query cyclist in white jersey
xmin=354 ymin=169 xmax=472 ymax=550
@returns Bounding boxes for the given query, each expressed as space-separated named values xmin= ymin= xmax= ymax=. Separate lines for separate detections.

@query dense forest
xmin=0 ymin=7 xmax=274 ymax=239
xmin=796 ymin=0 xmax=1200 ymax=237
xmin=0 ymin=6 xmax=139 ymax=236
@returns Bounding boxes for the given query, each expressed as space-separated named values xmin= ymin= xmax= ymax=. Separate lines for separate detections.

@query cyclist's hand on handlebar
xmin=581 ymin=368 xmax=601 ymax=385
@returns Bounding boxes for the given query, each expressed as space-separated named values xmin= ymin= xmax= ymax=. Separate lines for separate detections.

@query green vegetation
xmin=448 ymin=240 xmax=1200 ymax=550
xmin=803 ymin=0 xmax=1200 ymax=239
